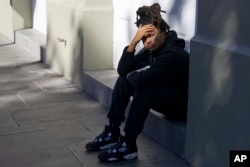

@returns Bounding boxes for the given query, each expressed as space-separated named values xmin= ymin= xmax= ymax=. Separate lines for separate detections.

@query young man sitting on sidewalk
xmin=85 ymin=3 xmax=189 ymax=162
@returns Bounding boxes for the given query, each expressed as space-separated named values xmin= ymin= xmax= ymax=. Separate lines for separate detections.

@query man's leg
xmin=98 ymin=88 xmax=152 ymax=162
xmin=97 ymin=86 xmax=187 ymax=161
xmin=107 ymin=76 xmax=135 ymax=127
xmin=124 ymin=86 xmax=187 ymax=141
xmin=85 ymin=76 xmax=134 ymax=151
xmin=124 ymin=89 xmax=151 ymax=142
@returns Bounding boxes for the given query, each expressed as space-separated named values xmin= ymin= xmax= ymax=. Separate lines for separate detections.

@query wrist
xmin=127 ymin=41 xmax=137 ymax=52
xmin=131 ymin=38 xmax=140 ymax=45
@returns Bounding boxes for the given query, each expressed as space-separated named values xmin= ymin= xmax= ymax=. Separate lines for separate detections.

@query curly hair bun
xmin=135 ymin=3 xmax=170 ymax=31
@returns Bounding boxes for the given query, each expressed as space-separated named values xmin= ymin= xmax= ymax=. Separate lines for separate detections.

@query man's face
xmin=142 ymin=26 xmax=166 ymax=52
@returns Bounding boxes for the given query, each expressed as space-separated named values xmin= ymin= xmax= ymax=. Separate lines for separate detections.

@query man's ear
xmin=161 ymin=31 xmax=167 ymax=37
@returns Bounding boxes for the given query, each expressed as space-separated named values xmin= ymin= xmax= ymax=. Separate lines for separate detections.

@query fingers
xmin=142 ymin=25 xmax=155 ymax=38
xmin=133 ymin=24 xmax=155 ymax=43
xmin=139 ymin=24 xmax=154 ymax=30
xmin=143 ymin=25 xmax=155 ymax=33
xmin=139 ymin=24 xmax=154 ymax=34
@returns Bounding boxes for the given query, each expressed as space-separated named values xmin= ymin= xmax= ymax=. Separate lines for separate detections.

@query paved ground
xmin=0 ymin=34 xmax=191 ymax=167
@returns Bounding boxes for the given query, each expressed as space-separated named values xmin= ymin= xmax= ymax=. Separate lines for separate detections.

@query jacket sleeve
xmin=127 ymin=49 xmax=188 ymax=89
xmin=117 ymin=47 xmax=149 ymax=77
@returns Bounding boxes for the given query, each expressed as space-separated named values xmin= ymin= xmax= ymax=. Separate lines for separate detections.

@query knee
xmin=117 ymin=76 xmax=128 ymax=83
xmin=113 ymin=76 xmax=135 ymax=93
xmin=115 ymin=76 xmax=130 ymax=88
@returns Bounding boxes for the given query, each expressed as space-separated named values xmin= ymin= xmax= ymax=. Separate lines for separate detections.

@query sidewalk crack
xmin=16 ymin=93 xmax=30 ymax=108
xmin=67 ymin=146 xmax=86 ymax=167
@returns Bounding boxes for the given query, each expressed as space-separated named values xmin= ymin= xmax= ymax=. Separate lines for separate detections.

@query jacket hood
xmin=165 ymin=30 xmax=186 ymax=49
xmin=151 ymin=30 xmax=186 ymax=56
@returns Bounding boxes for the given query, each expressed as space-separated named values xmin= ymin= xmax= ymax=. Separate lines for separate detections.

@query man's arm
xmin=117 ymin=47 xmax=149 ymax=76
xmin=117 ymin=24 xmax=154 ymax=76
xmin=127 ymin=24 xmax=154 ymax=52
xmin=127 ymin=50 xmax=189 ymax=89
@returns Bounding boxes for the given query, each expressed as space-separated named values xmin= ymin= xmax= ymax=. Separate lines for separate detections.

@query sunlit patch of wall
xmin=0 ymin=0 xmax=32 ymax=41
xmin=46 ymin=0 xmax=114 ymax=87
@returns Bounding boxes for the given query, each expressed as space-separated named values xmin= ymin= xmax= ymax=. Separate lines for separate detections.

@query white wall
xmin=113 ymin=0 xmax=197 ymax=68
xmin=0 ymin=0 xmax=13 ymax=40
xmin=30 ymin=0 xmax=196 ymax=69
xmin=32 ymin=0 xmax=47 ymax=34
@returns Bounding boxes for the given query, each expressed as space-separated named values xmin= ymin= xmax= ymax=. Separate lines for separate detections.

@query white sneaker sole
xmin=107 ymin=152 xmax=138 ymax=162
xmin=100 ymin=143 xmax=117 ymax=150
xmin=124 ymin=152 xmax=138 ymax=159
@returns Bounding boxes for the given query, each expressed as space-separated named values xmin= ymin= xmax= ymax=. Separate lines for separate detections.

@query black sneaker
xmin=85 ymin=125 xmax=120 ymax=151
xmin=98 ymin=136 xmax=138 ymax=162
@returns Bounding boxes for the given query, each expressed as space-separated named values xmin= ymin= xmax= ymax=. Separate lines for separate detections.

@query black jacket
xmin=117 ymin=30 xmax=189 ymax=91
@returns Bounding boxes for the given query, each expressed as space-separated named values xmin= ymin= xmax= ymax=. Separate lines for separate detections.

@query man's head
xmin=135 ymin=3 xmax=170 ymax=32
xmin=135 ymin=3 xmax=170 ymax=51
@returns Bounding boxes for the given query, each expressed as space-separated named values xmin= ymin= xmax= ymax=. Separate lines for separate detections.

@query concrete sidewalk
xmin=0 ymin=34 xmax=191 ymax=167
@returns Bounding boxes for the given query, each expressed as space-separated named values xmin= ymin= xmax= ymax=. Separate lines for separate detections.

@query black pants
xmin=107 ymin=76 xmax=187 ymax=141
